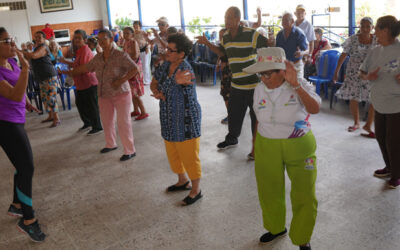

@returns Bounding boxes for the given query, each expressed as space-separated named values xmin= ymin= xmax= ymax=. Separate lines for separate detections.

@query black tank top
xmin=31 ymin=44 xmax=57 ymax=82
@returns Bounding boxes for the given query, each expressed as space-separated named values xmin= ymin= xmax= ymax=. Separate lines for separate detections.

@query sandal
xmin=347 ymin=125 xmax=359 ymax=132
xmin=167 ymin=181 xmax=191 ymax=192
xmin=361 ymin=132 xmax=376 ymax=138
xmin=131 ymin=111 xmax=140 ymax=117
xmin=135 ymin=113 xmax=149 ymax=121
xmin=49 ymin=120 xmax=61 ymax=128
xmin=182 ymin=191 xmax=203 ymax=206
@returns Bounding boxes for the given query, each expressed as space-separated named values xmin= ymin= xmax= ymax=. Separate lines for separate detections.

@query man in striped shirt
xmin=196 ymin=6 xmax=269 ymax=156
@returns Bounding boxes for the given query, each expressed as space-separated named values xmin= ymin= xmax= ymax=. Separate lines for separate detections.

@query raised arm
xmin=23 ymin=45 xmax=47 ymax=60
xmin=0 ymin=51 xmax=29 ymax=102
xmin=195 ymin=33 xmax=224 ymax=57
xmin=252 ymin=7 xmax=262 ymax=29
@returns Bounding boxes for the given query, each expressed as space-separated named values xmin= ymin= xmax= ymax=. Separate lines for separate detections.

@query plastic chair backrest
xmin=338 ymin=56 xmax=350 ymax=82
xmin=317 ymin=50 xmax=340 ymax=79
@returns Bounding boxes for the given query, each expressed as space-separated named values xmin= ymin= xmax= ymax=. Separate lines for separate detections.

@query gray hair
xmin=282 ymin=12 xmax=294 ymax=21
xmin=360 ymin=17 xmax=373 ymax=25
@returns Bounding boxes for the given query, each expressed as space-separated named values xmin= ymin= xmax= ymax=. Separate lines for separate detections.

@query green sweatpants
xmin=254 ymin=131 xmax=318 ymax=246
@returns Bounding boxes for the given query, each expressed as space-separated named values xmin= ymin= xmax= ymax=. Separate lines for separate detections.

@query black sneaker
xmin=100 ymin=147 xmax=118 ymax=154
xmin=217 ymin=140 xmax=238 ymax=150
xmin=7 ymin=204 xmax=23 ymax=218
xmin=300 ymin=244 xmax=311 ymax=250
xmin=120 ymin=153 xmax=136 ymax=161
xmin=17 ymin=218 xmax=46 ymax=242
xmin=87 ymin=129 xmax=103 ymax=136
xmin=78 ymin=124 xmax=91 ymax=132
xmin=259 ymin=228 xmax=287 ymax=243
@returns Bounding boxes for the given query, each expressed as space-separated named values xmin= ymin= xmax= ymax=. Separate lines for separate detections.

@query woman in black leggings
xmin=0 ymin=27 xmax=45 ymax=242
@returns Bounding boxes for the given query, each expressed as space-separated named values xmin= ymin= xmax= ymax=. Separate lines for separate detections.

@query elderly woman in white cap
xmin=244 ymin=47 xmax=321 ymax=250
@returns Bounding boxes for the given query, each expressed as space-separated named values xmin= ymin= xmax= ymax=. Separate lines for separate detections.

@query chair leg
xmin=315 ymin=82 xmax=321 ymax=96
xmin=213 ymin=66 xmax=217 ymax=86
xmin=330 ymin=85 xmax=336 ymax=109
xmin=66 ymin=89 xmax=71 ymax=110
xmin=59 ymin=88 xmax=66 ymax=111
xmin=324 ymin=83 xmax=329 ymax=99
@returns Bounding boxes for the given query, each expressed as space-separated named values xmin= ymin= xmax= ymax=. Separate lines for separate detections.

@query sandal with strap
xmin=347 ymin=125 xmax=359 ymax=132
xmin=182 ymin=191 xmax=203 ymax=206
xmin=361 ymin=132 xmax=376 ymax=138
xmin=167 ymin=181 xmax=191 ymax=192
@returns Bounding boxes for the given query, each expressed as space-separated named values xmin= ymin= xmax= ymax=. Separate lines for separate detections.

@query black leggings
xmin=0 ymin=120 xmax=35 ymax=220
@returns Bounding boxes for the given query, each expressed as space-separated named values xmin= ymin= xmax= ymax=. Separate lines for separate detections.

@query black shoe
xmin=167 ymin=181 xmax=192 ymax=192
xmin=100 ymin=147 xmax=118 ymax=154
xmin=300 ymin=244 xmax=311 ymax=250
xmin=7 ymin=204 xmax=23 ymax=218
xmin=87 ymin=128 xmax=103 ymax=136
xmin=217 ymin=140 xmax=238 ymax=150
xmin=17 ymin=218 xmax=46 ymax=242
xmin=78 ymin=124 xmax=91 ymax=132
xmin=182 ymin=191 xmax=203 ymax=206
xmin=120 ymin=153 xmax=136 ymax=161
xmin=247 ymin=153 xmax=254 ymax=160
xmin=259 ymin=228 xmax=287 ymax=243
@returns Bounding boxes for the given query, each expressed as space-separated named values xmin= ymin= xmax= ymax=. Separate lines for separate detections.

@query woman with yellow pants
xmin=151 ymin=33 xmax=202 ymax=206
xmin=244 ymin=47 xmax=321 ymax=250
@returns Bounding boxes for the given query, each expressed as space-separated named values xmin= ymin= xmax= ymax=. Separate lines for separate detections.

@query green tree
xmin=187 ymin=16 xmax=212 ymax=35
xmin=115 ymin=17 xmax=132 ymax=29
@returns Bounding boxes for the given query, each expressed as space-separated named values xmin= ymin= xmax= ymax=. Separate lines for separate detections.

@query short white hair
xmin=282 ymin=12 xmax=294 ymax=21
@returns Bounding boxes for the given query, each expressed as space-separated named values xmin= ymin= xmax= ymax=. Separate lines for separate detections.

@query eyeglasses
xmin=166 ymin=47 xmax=178 ymax=53
xmin=257 ymin=70 xmax=280 ymax=79
xmin=0 ymin=37 xmax=16 ymax=45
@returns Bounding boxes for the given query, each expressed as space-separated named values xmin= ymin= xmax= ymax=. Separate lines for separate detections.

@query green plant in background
xmin=187 ymin=16 xmax=212 ymax=35
xmin=115 ymin=17 xmax=132 ymax=29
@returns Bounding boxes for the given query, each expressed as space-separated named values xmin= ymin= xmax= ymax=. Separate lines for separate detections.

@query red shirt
xmin=72 ymin=45 xmax=98 ymax=90
xmin=312 ymin=38 xmax=328 ymax=64
xmin=41 ymin=27 xmax=55 ymax=40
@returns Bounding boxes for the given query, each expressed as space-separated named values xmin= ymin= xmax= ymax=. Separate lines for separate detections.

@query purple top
xmin=0 ymin=58 xmax=25 ymax=124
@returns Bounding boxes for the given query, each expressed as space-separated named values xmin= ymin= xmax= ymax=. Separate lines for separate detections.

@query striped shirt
xmin=221 ymin=26 xmax=268 ymax=90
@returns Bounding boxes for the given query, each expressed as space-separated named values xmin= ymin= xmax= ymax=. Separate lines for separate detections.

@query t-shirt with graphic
xmin=360 ymin=40 xmax=400 ymax=114
xmin=253 ymin=78 xmax=321 ymax=139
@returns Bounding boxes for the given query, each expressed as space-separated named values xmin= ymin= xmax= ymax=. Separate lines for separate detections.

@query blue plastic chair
xmin=330 ymin=56 xmax=349 ymax=109
xmin=54 ymin=63 xmax=76 ymax=110
xmin=309 ymin=50 xmax=340 ymax=99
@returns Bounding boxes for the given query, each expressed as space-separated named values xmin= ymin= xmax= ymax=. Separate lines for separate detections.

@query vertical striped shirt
xmin=221 ymin=26 xmax=268 ymax=90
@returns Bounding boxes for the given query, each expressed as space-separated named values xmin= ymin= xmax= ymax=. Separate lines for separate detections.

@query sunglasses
xmin=0 ymin=37 xmax=16 ymax=45
xmin=257 ymin=70 xmax=280 ymax=78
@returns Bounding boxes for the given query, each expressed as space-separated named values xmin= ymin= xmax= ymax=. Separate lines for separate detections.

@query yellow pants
xmin=164 ymin=137 xmax=202 ymax=180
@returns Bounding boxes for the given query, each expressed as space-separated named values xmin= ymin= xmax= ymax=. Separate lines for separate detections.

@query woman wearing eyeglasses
xmin=243 ymin=47 xmax=321 ymax=250
xmin=150 ymin=33 xmax=202 ymax=206
xmin=0 ymin=27 xmax=46 ymax=242
xmin=23 ymin=31 xmax=61 ymax=127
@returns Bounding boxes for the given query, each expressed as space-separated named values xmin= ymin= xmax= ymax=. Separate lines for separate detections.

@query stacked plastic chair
xmin=309 ymin=50 xmax=340 ymax=99
xmin=54 ymin=62 xmax=76 ymax=110
xmin=330 ymin=56 xmax=349 ymax=109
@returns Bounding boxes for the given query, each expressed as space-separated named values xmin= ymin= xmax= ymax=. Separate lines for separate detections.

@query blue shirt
xmin=276 ymin=26 xmax=308 ymax=62
xmin=113 ymin=33 xmax=119 ymax=43
xmin=154 ymin=60 xmax=202 ymax=142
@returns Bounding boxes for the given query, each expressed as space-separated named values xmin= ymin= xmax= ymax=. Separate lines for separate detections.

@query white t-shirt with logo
xmin=253 ymin=78 xmax=321 ymax=139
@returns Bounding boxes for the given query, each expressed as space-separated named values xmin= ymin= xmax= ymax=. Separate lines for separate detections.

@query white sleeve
xmin=299 ymin=78 xmax=322 ymax=105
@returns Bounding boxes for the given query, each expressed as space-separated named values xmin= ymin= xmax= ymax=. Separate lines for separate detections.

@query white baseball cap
xmin=296 ymin=4 xmax=306 ymax=11
xmin=156 ymin=17 xmax=169 ymax=24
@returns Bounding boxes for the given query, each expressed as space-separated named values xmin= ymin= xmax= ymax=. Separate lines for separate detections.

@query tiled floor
xmin=0 ymin=82 xmax=399 ymax=250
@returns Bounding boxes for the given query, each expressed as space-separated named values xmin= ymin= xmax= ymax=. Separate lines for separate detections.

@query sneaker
xmin=100 ymin=147 xmax=118 ymax=154
xmin=247 ymin=153 xmax=254 ymax=160
xmin=374 ymin=168 xmax=391 ymax=178
xmin=120 ymin=153 xmax=136 ymax=161
xmin=17 ymin=218 xmax=46 ymax=242
xmin=78 ymin=125 xmax=91 ymax=132
xmin=217 ymin=140 xmax=238 ymax=150
xmin=7 ymin=204 xmax=23 ymax=218
xmin=259 ymin=228 xmax=287 ymax=243
xmin=300 ymin=244 xmax=312 ymax=250
xmin=221 ymin=117 xmax=228 ymax=124
xmin=388 ymin=178 xmax=400 ymax=189
xmin=87 ymin=129 xmax=103 ymax=136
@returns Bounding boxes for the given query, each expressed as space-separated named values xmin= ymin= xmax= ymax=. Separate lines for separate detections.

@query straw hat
xmin=243 ymin=47 xmax=286 ymax=74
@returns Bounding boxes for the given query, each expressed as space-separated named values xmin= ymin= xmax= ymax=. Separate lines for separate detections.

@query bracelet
xmin=292 ymin=85 xmax=301 ymax=90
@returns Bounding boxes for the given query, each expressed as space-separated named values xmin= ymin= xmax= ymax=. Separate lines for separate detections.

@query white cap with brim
xmin=243 ymin=47 xmax=287 ymax=74
xmin=156 ymin=17 xmax=168 ymax=24
xmin=296 ymin=4 xmax=306 ymax=11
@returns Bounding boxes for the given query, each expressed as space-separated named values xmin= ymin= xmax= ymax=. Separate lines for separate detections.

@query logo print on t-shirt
xmin=285 ymin=94 xmax=298 ymax=106
xmin=258 ymin=99 xmax=267 ymax=109
xmin=305 ymin=158 xmax=315 ymax=170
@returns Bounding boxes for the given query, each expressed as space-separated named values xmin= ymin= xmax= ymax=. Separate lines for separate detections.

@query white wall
xmin=26 ymin=0 xmax=103 ymax=26
xmin=0 ymin=9 xmax=30 ymax=47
